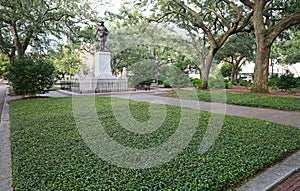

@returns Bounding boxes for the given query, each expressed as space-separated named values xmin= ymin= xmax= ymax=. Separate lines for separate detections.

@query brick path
xmin=271 ymin=170 xmax=300 ymax=191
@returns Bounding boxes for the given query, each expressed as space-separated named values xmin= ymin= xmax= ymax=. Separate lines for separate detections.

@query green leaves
xmin=53 ymin=47 xmax=82 ymax=79
xmin=8 ymin=56 xmax=56 ymax=96
xmin=10 ymin=97 xmax=300 ymax=190
xmin=0 ymin=0 xmax=99 ymax=58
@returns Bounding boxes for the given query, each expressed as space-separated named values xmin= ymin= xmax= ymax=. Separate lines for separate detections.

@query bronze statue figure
xmin=94 ymin=21 xmax=109 ymax=51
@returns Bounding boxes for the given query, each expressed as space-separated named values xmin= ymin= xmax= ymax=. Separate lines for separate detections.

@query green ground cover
xmin=163 ymin=90 xmax=300 ymax=111
xmin=10 ymin=97 xmax=300 ymax=190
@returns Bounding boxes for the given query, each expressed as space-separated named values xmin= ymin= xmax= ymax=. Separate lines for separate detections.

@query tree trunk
xmin=252 ymin=44 xmax=270 ymax=92
xmin=252 ymin=1 xmax=271 ymax=93
xmin=231 ymin=66 xmax=238 ymax=83
xmin=200 ymin=50 xmax=214 ymax=89
xmin=200 ymin=67 xmax=209 ymax=89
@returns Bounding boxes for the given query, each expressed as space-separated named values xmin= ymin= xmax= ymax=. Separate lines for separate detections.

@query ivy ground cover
xmin=164 ymin=90 xmax=300 ymax=111
xmin=10 ymin=97 xmax=300 ymax=190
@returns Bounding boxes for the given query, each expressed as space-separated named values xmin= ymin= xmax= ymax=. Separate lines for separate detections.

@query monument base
xmin=94 ymin=51 xmax=115 ymax=79
xmin=71 ymin=78 xmax=128 ymax=94
xmin=71 ymin=50 xmax=128 ymax=93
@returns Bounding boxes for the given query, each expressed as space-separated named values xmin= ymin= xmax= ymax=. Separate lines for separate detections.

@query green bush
xmin=190 ymin=78 xmax=202 ymax=88
xmin=8 ymin=56 xmax=56 ymax=96
xmin=208 ymin=77 xmax=225 ymax=89
xmin=164 ymin=66 xmax=190 ymax=88
xmin=163 ymin=79 xmax=171 ymax=88
xmin=298 ymin=77 xmax=300 ymax=88
xmin=277 ymin=71 xmax=298 ymax=90
xmin=239 ymin=80 xmax=251 ymax=87
xmin=224 ymin=79 xmax=233 ymax=89
xmin=268 ymin=74 xmax=279 ymax=87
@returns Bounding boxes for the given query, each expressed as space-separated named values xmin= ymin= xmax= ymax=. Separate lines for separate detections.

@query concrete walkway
xmin=1 ymin=87 xmax=299 ymax=190
xmin=0 ymin=82 xmax=13 ymax=191
xmin=112 ymin=92 xmax=300 ymax=128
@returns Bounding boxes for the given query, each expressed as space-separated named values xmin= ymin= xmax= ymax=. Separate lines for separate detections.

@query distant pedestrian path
xmin=112 ymin=93 xmax=300 ymax=128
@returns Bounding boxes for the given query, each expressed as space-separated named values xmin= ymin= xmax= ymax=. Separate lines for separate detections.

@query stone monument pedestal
xmin=94 ymin=52 xmax=115 ymax=79
xmin=72 ymin=51 xmax=128 ymax=93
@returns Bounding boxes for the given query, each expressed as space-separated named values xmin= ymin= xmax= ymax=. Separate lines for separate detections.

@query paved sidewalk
xmin=112 ymin=92 xmax=300 ymax=128
xmin=0 ymin=82 xmax=13 ymax=191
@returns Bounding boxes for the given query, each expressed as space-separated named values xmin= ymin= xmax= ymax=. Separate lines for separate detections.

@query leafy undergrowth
xmin=10 ymin=97 xmax=300 ymax=190
xmin=163 ymin=90 xmax=300 ymax=111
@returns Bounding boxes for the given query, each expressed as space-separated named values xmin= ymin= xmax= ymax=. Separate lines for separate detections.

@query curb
xmin=0 ymin=88 xmax=13 ymax=191
xmin=236 ymin=150 xmax=300 ymax=191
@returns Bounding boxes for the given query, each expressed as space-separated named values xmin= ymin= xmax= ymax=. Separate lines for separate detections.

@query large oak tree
xmin=239 ymin=0 xmax=300 ymax=92
xmin=121 ymin=0 xmax=300 ymax=92
xmin=123 ymin=0 xmax=251 ymax=89
xmin=0 ymin=0 xmax=99 ymax=59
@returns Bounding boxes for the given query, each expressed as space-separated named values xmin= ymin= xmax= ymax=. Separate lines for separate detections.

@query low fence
xmin=60 ymin=79 xmax=128 ymax=93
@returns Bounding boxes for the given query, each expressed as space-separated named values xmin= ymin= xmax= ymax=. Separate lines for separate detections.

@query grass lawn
xmin=10 ymin=97 xmax=300 ymax=190
xmin=163 ymin=90 xmax=300 ymax=111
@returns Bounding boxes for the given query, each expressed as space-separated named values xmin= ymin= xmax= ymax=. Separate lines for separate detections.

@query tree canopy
xmin=271 ymin=28 xmax=300 ymax=65
xmin=0 ymin=0 xmax=100 ymax=59
xmin=115 ymin=0 xmax=300 ymax=92
xmin=215 ymin=33 xmax=255 ymax=82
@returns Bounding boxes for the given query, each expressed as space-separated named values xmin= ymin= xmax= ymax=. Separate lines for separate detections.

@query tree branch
xmin=216 ymin=0 xmax=243 ymax=48
xmin=173 ymin=0 xmax=218 ymax=50
xmin=239 ymin=0 xmax=255 ymax=9
xmin=268 ymin=11 xmax=300 ymax=45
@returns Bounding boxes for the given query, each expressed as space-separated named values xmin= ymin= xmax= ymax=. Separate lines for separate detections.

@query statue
xmin=94 ymin=21 xmax=109 ymax=51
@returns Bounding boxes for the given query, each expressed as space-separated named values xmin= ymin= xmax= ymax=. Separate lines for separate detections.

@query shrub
xmin=8 ymin=56 xmax=56 ymax=96
xmin=277 ymin=71 xmax=298 ymax=90
xmin=164 ymin=66 xmax=191 ymax=88
xmin=224 ymin=79 xmax=233 ymax=89
xmin=297 ymin=77 xmax=300 ymax=88
xmin=239 ymin=80 xmax=251 ymax=87
xmin=163 ymin=79 xmax=171 ymax=88
xmin=190 ymin=78 xmax=202 ymax=88
xmin=268 ymin=74 xmax=279 ymax=87
xmin=208 ymin=77 xmax=225 ymax=89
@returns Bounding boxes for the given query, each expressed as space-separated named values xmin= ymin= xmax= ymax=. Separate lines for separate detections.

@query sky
xmin=92 ymin=0 xmax=124 ymax=16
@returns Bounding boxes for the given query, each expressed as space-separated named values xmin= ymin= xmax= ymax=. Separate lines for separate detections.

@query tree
xmin=215 ymin=33 xmax=255 ymax=82
xmin=53 ymin=46 xmax=82 ymax=80
xmin=0 ymin=0 xmax=99 ymax=59
xmin=239 ymin=0 xmax=300 ymax=92
xmin=116 ymin=0 xmax=300 ymax=92
xmin=120 ymin=0 xmax=248 ymax=89
xmin=220 ymin=62 xmax=232 ymax=79
xmin=106 ymin=22 xmax=197 ymax=76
